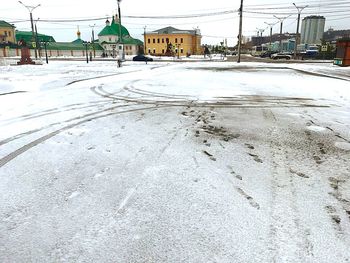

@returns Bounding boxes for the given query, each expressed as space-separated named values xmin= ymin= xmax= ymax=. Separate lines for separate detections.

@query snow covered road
xmin=0 ymin=61 xmax=350 ymax=262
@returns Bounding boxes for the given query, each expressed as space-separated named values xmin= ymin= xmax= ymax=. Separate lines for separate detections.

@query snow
xmin=0 ymin=60 xmax=350 ymax=262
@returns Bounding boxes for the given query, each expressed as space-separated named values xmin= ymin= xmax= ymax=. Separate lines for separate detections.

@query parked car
xmin=259 ymin=51 xmax=278 ymax=58
xmin=132 ymin=55 xmax=153 ymax=62
xmin=271 ymin=53 xmax=292 ymax=60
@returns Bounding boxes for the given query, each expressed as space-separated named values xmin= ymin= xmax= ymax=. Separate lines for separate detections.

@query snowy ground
xmin=0 ymin=60 xmax=350 ymax=262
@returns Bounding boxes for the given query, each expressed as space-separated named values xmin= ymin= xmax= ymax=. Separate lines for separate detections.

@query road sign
xmin=321 ymin=45 xmax=327 ymax=52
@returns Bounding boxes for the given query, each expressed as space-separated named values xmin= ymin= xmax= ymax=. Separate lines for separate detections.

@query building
xmin=251 ymin=33 xmax=296 ymax=47
xmin=301 ymin=16 xmax=326 ymax=45
xmin=323 ymin=28 xmax=350 ymax=43
xmin=13 ymin=29 xmax=104 ymax=58
xmin=0 ymin=20 xmax=16 ymax=43
xmin=145 ymin=26 xmax=202 ymax=56
xmin=98 ymin=16 xmax=143 ymax=57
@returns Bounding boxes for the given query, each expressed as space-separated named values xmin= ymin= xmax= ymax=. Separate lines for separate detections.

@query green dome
xmin=98 ymin=17 xmax=130 ymax=37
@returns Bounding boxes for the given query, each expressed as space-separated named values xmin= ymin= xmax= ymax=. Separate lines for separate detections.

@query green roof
xmin=46 ymin=42 xmax=103 ymax=51
xmin=0 ymin=20 xmax=15 ymax=28
xmin=98 ymin=17 xmax=130 ymax=37
xmin=16 ymin=31 xmax=56 ymax=43
xmin=72 ymin=38 xmax=84 ymax=44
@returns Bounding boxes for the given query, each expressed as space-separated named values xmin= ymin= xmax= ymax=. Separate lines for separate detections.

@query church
xmin=98 ymin=15 xmax=143 ymax=57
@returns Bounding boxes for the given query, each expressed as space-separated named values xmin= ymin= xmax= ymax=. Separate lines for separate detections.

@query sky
xmin=1 ymin=0 xmax=349 ymax=46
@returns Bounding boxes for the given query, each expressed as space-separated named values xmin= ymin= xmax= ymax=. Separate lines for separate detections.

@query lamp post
xmin=84 ymin=41 xmax=89 ymax=63
xmin=293 ymin=3 xmax=308 ymax=59
xmin=117 ymin=0 xmax=124 ymax=63
xmin=41 ymin=41 xmax=48 ymax=64
xmin=89 ymin=24 xmax=96 ymax=58
xmin=256 ymin=28 xmax=266 ymax=46
xmin=175 ymin=44 xmax=181 ymax=59
xmin=18 ymin=1 xmax=40 ymax=59
xmin=144 ymin=25 xmax=147 ymax=55
xmin=264 ymin=21 xmax=278 ymax=51
xmin=34 ymin=18 xmax=41 ymax=58
xmin=274 ymin=15 xmax=291 ymax=53
xmin=237 ymin=0 xmax=244 ymax=63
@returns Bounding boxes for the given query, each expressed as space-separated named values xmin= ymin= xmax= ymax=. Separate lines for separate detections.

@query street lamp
xmin=84 ymin=41 xmax=90 ymax=63
xmin=256 ymin=28 xmax=266 ymax=46
xmin=41 ymin=41 xmax=49 ymax=64
xmin=237 ymin=0 xmax=244 ymax=63
xmin=264 ymin=21 xmax=278 ymax=51
xmin=18 ymin=1 xmax=40 ymax=59
xmin=293 ymin=3 xmax=308 ymax=59
xmin=117 ymin=0 xmax=124 ymax=63
xmin=89 ymin=24 xmax=96 ymax=58
xmin=34 ymin=18 xmax=40 ymax=58
xmin=274 ymin=15 xmax=291 ymax=53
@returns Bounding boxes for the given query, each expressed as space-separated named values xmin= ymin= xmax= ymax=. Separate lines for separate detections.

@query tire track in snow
xmin=265 ymin=109 xmax=314 ymax=262
xmin=0 ymin=105 xmax=166 ymax=168
xmin=96 ymin=84 xmax=330 ymax=109
xmin=0 ymin=102 xmax=136 ymax=147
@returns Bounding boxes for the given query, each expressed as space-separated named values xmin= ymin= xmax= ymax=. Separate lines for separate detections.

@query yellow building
xmin=145 ymin=26 xmax=202 ymax=56
xmin=0 ymin=20 xmax=16 ymax=43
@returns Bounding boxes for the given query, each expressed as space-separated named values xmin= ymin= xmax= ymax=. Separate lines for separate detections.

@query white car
xmin=271 ymin=53 xmax=292 ymax=60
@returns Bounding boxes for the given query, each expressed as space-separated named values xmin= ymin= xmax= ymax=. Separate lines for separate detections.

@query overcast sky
xmin=1 ymin=0 xmax=349 ymax=46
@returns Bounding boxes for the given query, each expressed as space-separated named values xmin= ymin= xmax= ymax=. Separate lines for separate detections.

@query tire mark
xmin=0 ymin=103 xmax=136 ymax=147
xmin=96 ymin=85 xmax=330 ymax=108
xmin=0 ymin=105 xmax=166 ymax=168
xmin=1 ymin=100 xmax=109 ymax=126
xmin=0 ymin=91 xmax=27 ymax=96
xmin=65 ymin=65 xmax=170 ymax=86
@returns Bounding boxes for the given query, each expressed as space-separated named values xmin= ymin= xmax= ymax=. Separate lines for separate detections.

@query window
xmin=4 ymin=31 xmax=7 ymax=37
xmin=109 ymin=37 xmax=112 ymax=42
xmin=166 ymin=38 xmax=169 ymax=43
xmin=157 ymin=39 xmax=160 ymax=43
xmin=153 ymin=39 xmax=155 ymax=43
xmin=148 ymin=39 xmax=150 ymax=44
xmin=175 ymin=38 xmax=178 ymax=43
xmin=181 ymin=49 xmax=184 ymax=54
xmin=162 ymin=39 xmax=164 ymax=43
xmin=181 ymin=38 xmax=183 ymax=43
xmin=153 ymin=49 xmax=156 ymax=54
xmin=9 ymin=31 xmax=11 ymax=37
xmin=148 ymin=49 xmax=151 ymax=54
xmin=162 ymin=49 xmax=165 ymax=54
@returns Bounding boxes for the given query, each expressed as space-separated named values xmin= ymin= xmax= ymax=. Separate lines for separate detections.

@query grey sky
xmin=1 ymin=0 xmax=349 ymax=46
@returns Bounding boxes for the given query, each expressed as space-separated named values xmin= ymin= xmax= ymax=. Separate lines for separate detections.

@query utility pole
xmin=237 ymin=0 xmax=244 ymax=63
xmin=18 ymin=1 xmax=40 ymax=60
xmin=144 ymin=25 xmax=147 ymax=55
xmin=293 ymin=3 xmax=308 ymax=59
xmin=89 ymin=24 xmax=96 ymax=58
xmin=264 ymin=21 xmax=278 ymax=51
xmin=274 ymin=15 xmax=290 ymax=53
